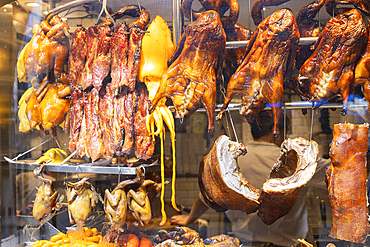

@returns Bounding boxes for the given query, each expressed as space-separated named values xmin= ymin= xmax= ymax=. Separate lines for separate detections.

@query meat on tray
xmin=326 ymin=123 xmax=369 ymax=243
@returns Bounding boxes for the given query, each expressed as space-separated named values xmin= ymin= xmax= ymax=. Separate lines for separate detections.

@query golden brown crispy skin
xmin=326 ymin=123 xmax=369 ymax=243
xmin=181 ymin=0 xmax=239 ymax=28
xmin=299 ymin=9 xmax=367 ymax=109
xmin=355 ymin=23 xmax=370 ymax=106
xmin=251 ymin=0 xmax=290 ymax=26
xmin=151 ymin=10 xmax=226 ymax=133
xmin=217 ymin=9 xmax=299 ymax=137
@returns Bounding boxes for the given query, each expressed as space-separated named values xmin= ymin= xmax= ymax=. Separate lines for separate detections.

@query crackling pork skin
xmin=326 ymin=123 xmax=369 ymax=243
xmin=257 ymin=137 xmax=318 ymax=225
xmin=217 ymin=9 xmax=299 ymax=137
xmin=150 ymin=10 xmax=226 ymax=133
xmin=299 ymin=9 xmax=367 ymax=109
xmin=199 ymin=135 xmax=259 ymax=213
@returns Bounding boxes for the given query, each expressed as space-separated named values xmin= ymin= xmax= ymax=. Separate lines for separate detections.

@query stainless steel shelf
xmin=5 ymin=157 xmax=158 ymax=175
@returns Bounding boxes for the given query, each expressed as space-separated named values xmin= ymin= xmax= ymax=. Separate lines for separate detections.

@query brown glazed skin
xmin=299 ymin=9 xmax=367 ymax=108
xmin=198 ymin=135 xmax=260 ymax=213
xmin=251 ymin=0 xmax=290 ymax=26
xmin=217 ymin=9 xmax=299 ymax=137
xmin=150 ymin=10 xmax=226 ymax=133
xmin=326 ymin=123 xmax=369 ymax=243
xmin=325 ymin=0 xmax=370 ymax=16
xmin=355 ymin=23 xmax=370 ymax=106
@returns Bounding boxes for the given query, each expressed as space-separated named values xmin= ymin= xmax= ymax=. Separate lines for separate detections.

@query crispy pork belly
xmin=199 ymin=135 xmax=259 ymax=213
xmin=326 ymin=123 xmax=369 ymax=243
xmin=257 ymin=137 xmax=318 ymax=225
xmin=217 ymin=9 xmax=299 ymax=137
xmin=67 ymin=28 xmax=86 ymax=87
xmin=150 ymin=11 xmax=226 ymax=133
xmin=299 ymin=9 xmax=367 ymax=108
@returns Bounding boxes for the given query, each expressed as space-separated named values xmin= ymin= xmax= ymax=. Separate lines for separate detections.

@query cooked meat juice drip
xmin=217 ymin=9 xmax=299 ymax=137
xmin=299 ymin=9 xmax=367 ymax=108
xmin=326 ymin=123 xmax=369 ymax=243
xmin=92 ymin=25 xmax=112 ymax=90
xmin=110 ymin=23 xmax=129 ymax=90
xmin=134 ymin=83 xmax=154 ymax=160
xmin=151 ymin=10 xmax=226 ymax=133
xmin=98 ymin=82 xmax=115 ymax=160
xmin=80 ymin=26 xmax=99 ymax=90
xmin=67 ymin=28 xmax=87 ymax=87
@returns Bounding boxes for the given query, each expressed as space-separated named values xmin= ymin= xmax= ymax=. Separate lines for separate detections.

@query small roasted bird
xmin=32 ymin=164 xmax=59 ymax=221
xmin=104 ymin=169 xmax=143 ymax=228
xmin=217 ymin=9 xmax=299 ymax=137
xmin=299 ymin=9 xmax=367 ymax=111
xmin=66 ymin=177 xmax=100 ymax=224
xmin=150 ymin=10 xmax=226 ymax=133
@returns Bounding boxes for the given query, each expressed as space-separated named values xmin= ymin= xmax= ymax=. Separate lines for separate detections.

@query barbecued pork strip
xmin=92 ymin=24 xmax=113 ymax=90
xmin=98 ymin=82 xmax=115 ymax=160
xmin=80 ymin=26 xmax=98 ymax=90
xmin=69 ymin=87 xmax=84 ymax=153
xmin=326 ymin=123 xmax=369 ymax=244
xmin=217 ymin=9 xmax=299 ymax=138
xmin=257 ymin=137 xmax=319 ymax=225
xmin=85 ymin=88 xmax=105 ymax=162
xmin=76 ymin=92 xmax=88 ymax=158
xmin=121 ymin=88 xmax=136 ymax=155
xmin=134 ymin=83 xmax=154 ymax=160
xmin=110 ymin=23 xmax=129 ymax=90
xmin=126 ymin=26 xmax=145 ymax=92
xmin=67 ymin=28 xmax=86 ymax=87
xmin=299 ymin=9 xmax=367 ymax=110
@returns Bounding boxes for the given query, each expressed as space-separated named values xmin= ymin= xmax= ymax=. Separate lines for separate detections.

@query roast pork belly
xmin=299 ymin=9 xmax=367 ymax=109
xmin=326 ymin=123 xmax=369 ymax=243
xmin=257 ymin=137 xmax=318 ymax=225
xmin=217 ymin=9 xmax=299 ymax=137
xmin=198 ymin=135 xmax=260 ymax=213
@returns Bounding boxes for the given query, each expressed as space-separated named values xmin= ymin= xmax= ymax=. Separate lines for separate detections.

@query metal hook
xmin=310 ymin=106 xmax=315 ymax=141
xmin=12 ymin=137 xmax=53 ymax=161
xmin=96 ymin=0 xmax=115 ymax=26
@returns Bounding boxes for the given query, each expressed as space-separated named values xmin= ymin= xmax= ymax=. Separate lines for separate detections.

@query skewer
xmin=60 ymin=150 xmax=77 ymax=165
xmin=12 ymin=137 xmax=53 ymax=161
xmin=310 ymin=107 xmax=315 ymax=141
xmin=96 ymin=0 xmax=115 ymax=26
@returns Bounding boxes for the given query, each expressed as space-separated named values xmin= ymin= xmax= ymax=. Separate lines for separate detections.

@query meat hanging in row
xmin=67 ymin=8 xmax=153 ymax=162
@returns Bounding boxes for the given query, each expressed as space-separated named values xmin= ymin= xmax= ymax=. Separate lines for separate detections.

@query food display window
xmin=1 ymin=0 xmax=370 ymax=246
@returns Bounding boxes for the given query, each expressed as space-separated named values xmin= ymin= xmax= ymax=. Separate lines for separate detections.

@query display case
xmin=1 ymin=0 xmax=370 ymax=246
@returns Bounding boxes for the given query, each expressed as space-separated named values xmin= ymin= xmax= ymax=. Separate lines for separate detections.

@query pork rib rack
xmin=150 ymin=10 xmax=226 ymax=133
xmin=217 ymin=9 xmax=299 ymax=137
xmin=299 ymin=9 xmax=367 ymax=110
xmin=326 ymin=123 xmax=369 ymax=243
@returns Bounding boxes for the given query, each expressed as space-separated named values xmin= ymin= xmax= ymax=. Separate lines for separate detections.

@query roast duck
xmin=104 ymin=169 xmax=163 ymax=228
xmin=297 ymin=9 xmax=367 ymax=110
xmin=326 ymin=123 xmax=369 ymax=243
xmin=153 ymin=227 xmax=240 ymax=247
xmin=200 ymin=135 xmax=319 ymax=226
xmin=217 ymin=9 xmax=299 ymax=138
xmin=68 ymin=6 xmax=154 ymax=162
xmin=150 ymin=10 xmax=226 ymax=133
xmin=32 ymin=164 xmax=59 ymax=221
xmin=66 ymin=177 xmax=101 ymax=224
xmin=257 ymin=137 xmax=319 ymax=225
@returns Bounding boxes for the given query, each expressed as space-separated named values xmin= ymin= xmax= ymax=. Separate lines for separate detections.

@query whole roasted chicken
xmin=66 ymin=177 xmax=100 ymax=224
xmin=181 ymin=0 xmax=239 ymax=27
xmin=150 ymin=10 xmax=226 ymax=133
xmin=104 ymin=170 xmax=143 ymax=228
xmin=217 ymin=9 xmax=299 ymax=137
xmin=32 ymin=164 xmax=59 ymax=221
xmin=299 ymin=9 xmax=367 ymax=110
